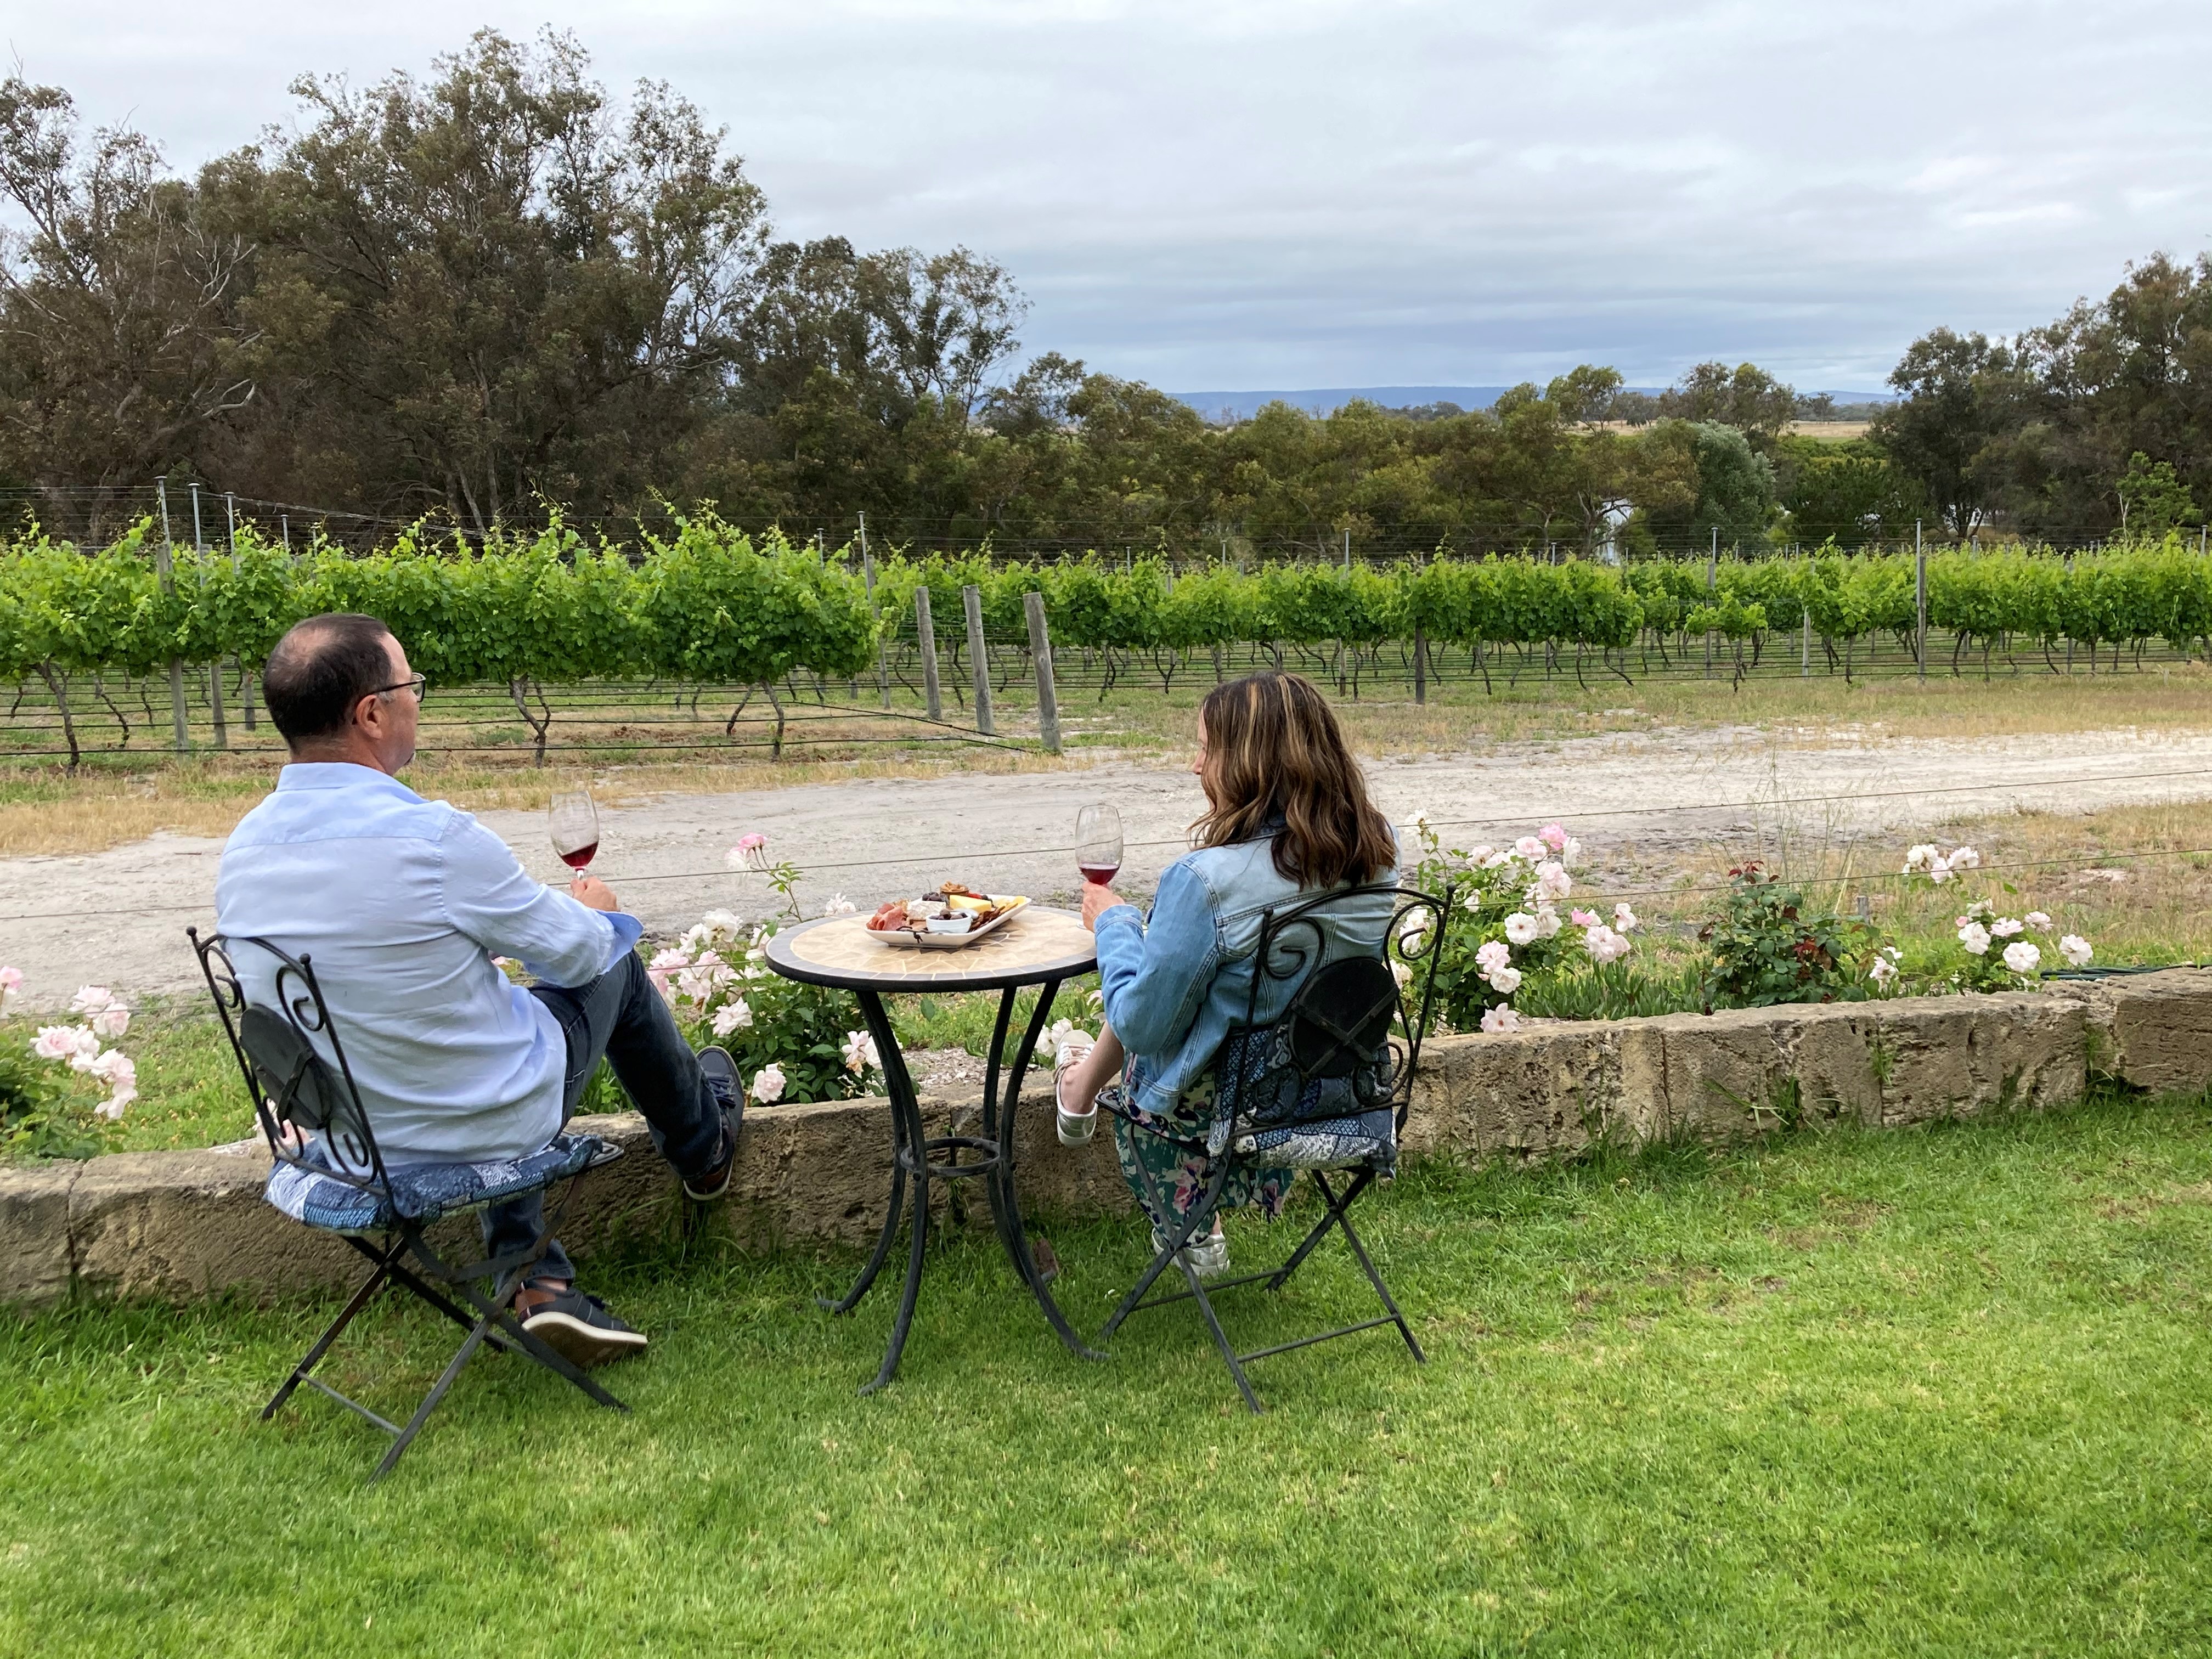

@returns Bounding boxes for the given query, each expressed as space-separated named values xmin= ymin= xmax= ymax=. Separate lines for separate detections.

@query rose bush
xmin=636 ymin=834 xmax=883 ymax=1105
xmin=1 ymin=970 xmax=135 ymax=1156
xmin=1894 ymin=845 xmax=2093 ymax=994
xmin=1402 ymin=816 xmax=1643 ymax=1031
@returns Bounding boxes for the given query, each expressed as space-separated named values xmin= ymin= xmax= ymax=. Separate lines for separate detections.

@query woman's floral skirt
xmin=1102 ymin=1071 xmax=1294 ymax=1229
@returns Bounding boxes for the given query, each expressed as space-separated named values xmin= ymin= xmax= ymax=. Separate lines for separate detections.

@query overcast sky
xmin=14 ymin=1 xmax=2212 ymax=393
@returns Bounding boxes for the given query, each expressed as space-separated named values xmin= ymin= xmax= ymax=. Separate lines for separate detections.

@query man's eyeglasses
xmin=371 ymin=673 xmax=428 ymax=703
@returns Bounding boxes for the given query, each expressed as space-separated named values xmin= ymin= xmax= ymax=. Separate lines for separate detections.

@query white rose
xmin=1486 ymin=964 xmax=1522 ymax=995
xmin=1504 ymin=912 xmax=1538 ymax=946
xmin=1584 ymin=925 xmax=1630 ymax=966
xmin=1958 ymin=922 xmax=1991 ymax=956
xmin=1479 ymin=1004 xmax=1521 ymax=1034
xmin=2002 ymin=941 xmax=2041 ymax=974
xmin=2058 ymin=935 xmax=2094 ymax=968
xmin=751 ymin=1063 xmax=787 ymax=1104
xmin=1990 ymin=918 xmax=2023 ymax=939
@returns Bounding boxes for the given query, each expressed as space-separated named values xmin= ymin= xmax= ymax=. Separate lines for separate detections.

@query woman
xmin=1056 ymin=670 xmax=1401 ymax=1276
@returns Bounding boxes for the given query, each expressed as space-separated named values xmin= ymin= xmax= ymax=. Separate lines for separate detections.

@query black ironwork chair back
xmin=189 ymin=928 xmax=392 ymax=1203
xmin=1214 ymin=881 xmax=1453 ymax=1145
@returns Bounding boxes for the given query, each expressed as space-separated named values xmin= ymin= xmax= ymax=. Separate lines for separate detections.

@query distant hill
xmin=1170 ymin=386 xmax=1895 ymax=422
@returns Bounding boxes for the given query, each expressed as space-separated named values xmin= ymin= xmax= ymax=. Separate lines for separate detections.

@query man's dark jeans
xmin=483 ymin=951 xmax=724 ymax=1284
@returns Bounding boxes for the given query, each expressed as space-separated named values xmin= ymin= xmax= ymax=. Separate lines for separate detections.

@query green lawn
xmin=5 ymin=1092 xmax=2212 ymax=1655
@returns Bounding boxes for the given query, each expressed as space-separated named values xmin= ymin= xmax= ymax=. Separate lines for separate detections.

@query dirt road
xmin=8 ymin=723 xmax=2211 ymax=1006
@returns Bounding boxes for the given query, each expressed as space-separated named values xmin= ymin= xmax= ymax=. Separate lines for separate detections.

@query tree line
xmin=1 ymin=30 xmax=2208 ymax=558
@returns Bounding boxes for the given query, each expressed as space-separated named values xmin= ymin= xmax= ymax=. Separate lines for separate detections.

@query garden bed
xmin=8 ymin=967 xmax=2209 ymax=1307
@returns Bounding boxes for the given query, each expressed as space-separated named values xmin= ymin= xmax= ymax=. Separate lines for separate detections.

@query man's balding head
xmin=263 ymin=614 xmax=401 ymax=749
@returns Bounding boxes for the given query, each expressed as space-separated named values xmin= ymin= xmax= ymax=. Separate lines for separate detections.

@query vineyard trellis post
xmin=1414 ymin=626 xmax=1427 ymax=704
xmin=915 ymin=588 xmax=943 ymax=721
xmin=1801 ymin=608 xmax=1810 ymax=678
xmin=190 ymin=483 xmax=228 ymax=749
xmin=861 ymin=513 xmax=890 ymax=709
xmin=155 ymin=476 xmax=188 ymax=752
xmin=1704 ymin=527 xmax=1717 ymax=678
xmin=962 ymin=584 xmax=994 ymax=736
xmin=227 ymin=492 xmax=256 ymax=731
xmin=1024 ymin=590 xmax=1060 ymax=753
xmin=1915 ymin=521 xmax=1927 ymax=681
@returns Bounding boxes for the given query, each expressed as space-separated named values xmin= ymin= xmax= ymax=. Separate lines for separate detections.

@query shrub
xmin=1698 ymin=864 xmax=1865 ymax=1009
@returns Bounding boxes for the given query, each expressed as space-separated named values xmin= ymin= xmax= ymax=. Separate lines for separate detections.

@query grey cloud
xmin=15 ymin=0 xmax=2212 ymax=391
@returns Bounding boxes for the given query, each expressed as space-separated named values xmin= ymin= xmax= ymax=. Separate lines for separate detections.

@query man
xmin=216 ymin=613 xmax=741 ymax=1366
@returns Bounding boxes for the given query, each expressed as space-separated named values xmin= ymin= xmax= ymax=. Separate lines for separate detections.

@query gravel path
xmin=8 ymin=723 xmax=2212 ymax=1008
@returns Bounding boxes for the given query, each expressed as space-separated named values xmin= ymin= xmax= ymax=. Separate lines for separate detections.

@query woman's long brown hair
xmin=1192 ymin=671 xmax=1397 ymax=888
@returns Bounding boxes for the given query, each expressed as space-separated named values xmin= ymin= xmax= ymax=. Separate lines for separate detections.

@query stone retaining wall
xmin=6 ymin=970 xmax=2209 ymax=1307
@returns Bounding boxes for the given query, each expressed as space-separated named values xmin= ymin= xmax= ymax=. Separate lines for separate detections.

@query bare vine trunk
xmin=36 ymin=663 xmax=78 ymax=771
xmin=509 ymin=678 xmax=554 ymax=766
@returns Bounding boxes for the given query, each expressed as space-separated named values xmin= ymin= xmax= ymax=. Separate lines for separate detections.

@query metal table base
xmin=821 ymin=979 xmax=1104 ymax=1392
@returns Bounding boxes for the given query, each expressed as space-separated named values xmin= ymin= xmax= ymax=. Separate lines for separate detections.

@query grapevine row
xmin=9 ymin=515 xmax=2212 ymax=764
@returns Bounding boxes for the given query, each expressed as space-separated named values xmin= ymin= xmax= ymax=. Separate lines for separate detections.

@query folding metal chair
xmin=188 ymin=927 xmax=628 ymax=1481
xmin=1094 ymin=882 xmax=1452 ymax=1412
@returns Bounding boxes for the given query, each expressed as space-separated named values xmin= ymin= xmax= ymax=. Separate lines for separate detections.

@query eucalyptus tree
xmin=234 ymin=27 xmax=771 ymax=533
xmin=0 ymin=77 xmax=257 ymax=523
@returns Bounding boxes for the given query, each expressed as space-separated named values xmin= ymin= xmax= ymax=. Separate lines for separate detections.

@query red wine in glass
xmin=1075 ymin=804 xmax=1123 ymax=890
xmin=549 ymin=789 xmax=600 ymax=875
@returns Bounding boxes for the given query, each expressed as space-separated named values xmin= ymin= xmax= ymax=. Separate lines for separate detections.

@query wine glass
xmin=1075 ymin=803 xmax=1123 ymax=888
xmin=550 ymin=789 xmax=600 ymax=873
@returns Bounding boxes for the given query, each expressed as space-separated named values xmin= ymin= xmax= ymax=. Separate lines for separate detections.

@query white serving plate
xmin=865 ymin=895 xmax=1030 ymax=950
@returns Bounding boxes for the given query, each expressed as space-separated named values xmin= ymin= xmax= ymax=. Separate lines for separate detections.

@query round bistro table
xmin=763 ymin=905 xmax=1104 ymax=1393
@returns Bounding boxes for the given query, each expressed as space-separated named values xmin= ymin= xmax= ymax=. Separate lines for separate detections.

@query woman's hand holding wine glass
xmin=1075 ymin=803 xmax=1124 ymax=929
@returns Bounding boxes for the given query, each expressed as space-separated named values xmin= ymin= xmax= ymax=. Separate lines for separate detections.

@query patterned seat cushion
xmin=1216 ymin=1024 xmax=1398 ymax=1174
xmin=263 ymin=1133 xmax=605 ymax=1234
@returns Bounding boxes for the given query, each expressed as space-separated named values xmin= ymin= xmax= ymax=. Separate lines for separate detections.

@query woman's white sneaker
xmin=1154 ymin=1223 xmax=1231 ymax=1278
xmin=1054 ymin=1031 xmax=1098 ymax=1146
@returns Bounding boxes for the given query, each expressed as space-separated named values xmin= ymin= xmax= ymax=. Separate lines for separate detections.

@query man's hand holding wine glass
xmin=549 ymin=789 xmax=618 ymax=909
xmin=569 ymin=874 xmax=619 ymax=911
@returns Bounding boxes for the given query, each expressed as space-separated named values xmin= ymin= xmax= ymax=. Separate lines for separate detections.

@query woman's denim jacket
xmin=1093 ymin=829 xmax=1401 ymax=1120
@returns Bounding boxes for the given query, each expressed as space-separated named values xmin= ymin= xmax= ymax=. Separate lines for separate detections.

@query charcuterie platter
xmin=864 ymin=884 xmax=1031 ymax=950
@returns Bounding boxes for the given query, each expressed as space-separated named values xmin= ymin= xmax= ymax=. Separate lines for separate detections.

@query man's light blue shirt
xmin=215 ymin=763 xmax=643 ymax=1165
